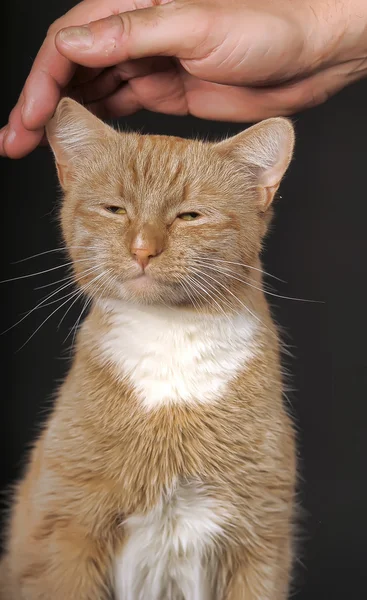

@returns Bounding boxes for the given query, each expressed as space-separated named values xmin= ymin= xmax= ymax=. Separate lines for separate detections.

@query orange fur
xmin=0 ymin=99 xmax=296 ymax=600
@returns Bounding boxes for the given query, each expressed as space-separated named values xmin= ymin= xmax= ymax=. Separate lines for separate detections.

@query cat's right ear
xmin=214 ymin=118 xmax=295 ymax=212
xmin=46 ymin=98 xmax=117 ymax=190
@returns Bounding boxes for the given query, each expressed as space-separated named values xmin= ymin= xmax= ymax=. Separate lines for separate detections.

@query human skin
xmin=1 ymin=0 xmax=367 ymax=158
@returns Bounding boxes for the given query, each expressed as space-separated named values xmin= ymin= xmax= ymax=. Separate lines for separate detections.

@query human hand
xmin=2 ymin=0 xmax=367 ymax=158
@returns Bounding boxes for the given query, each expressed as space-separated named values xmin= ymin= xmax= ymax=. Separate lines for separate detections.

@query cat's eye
xmin=105 ymin=206 xmax=127 ymax=215
xmin=177 ymin=212 xmax=200 ymax=221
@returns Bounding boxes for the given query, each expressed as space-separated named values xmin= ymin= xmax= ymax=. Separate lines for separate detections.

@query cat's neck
xmin=79 ymin=298 xmax=264 ymax=410
xmin=91 ymin=297 xmax=264 ymax=338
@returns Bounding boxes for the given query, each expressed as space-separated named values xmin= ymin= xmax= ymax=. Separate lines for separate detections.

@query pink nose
xmin=132 ymin=248 xmax=154 ymax=270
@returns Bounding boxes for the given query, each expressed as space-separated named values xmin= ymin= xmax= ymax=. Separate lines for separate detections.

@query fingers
xmin=20 ymin=0 xmax=136 ymax=130
xmin=88 ymin=84 xmax=143 ymax=119
xmin=181 ymin=82 xmax=315 ymax=123
xmin=88 ymin=65 xmax=188 ymax=118
xmin=0 ymin=54 xmax=76 ymax=158
xmin=22 ymin=59 xmax=77 ymax=130
xmin=0 ymin=102 xmax=45 ymax=159
xmin=56 ymin=1 xmax=213 ymax=67
xmin=76 ymin=57 xmax=173 ymax=104
xmin=0 ymin=0 xmax=142 ymax=158
xmin=71 ymin=66 xmax=104 ymax=86
xmin=92 ymin=63 xmax=352 ymax=123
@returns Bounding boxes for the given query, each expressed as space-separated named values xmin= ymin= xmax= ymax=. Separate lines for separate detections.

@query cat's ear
xmin=214 ymin=118 xmax=295 ymax=211
xmin=46 ymin=98 xmax=117 ymax=190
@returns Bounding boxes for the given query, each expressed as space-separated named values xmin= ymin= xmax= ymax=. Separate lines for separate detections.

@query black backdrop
xmin=1 ymin=1 xmax=366 ymax=599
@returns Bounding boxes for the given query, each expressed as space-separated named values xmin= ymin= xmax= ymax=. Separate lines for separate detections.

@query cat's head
xmin=46 ymin=99 xmax=294 ymax=310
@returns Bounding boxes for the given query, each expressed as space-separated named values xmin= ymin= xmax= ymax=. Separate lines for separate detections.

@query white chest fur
xmin=94 ymin=300 xmax=259 ymax=409
xmin=114 ymin=482 xmax=229 ymax=600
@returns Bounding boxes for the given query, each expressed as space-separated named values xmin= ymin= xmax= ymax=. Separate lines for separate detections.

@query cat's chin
xmin=126 ymin=273 xmax=154 ymax=289
xmin=119 ymin=274 xmax=182 ymax=306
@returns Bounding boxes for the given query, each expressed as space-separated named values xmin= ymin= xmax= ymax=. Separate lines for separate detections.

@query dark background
xmin=1 ymin=1 xmax=366 ymax=598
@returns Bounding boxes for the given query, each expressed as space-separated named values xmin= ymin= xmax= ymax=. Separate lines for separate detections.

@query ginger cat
xmin=0 ymin=98 xmax=296 ymax=600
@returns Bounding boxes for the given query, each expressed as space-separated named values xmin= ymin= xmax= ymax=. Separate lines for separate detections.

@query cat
xmin=0 ymin=98 xmax=296 ymax=600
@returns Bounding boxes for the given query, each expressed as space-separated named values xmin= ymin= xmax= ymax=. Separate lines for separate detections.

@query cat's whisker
xmin=185 ymin=283 xmax=209 ymax=313
xmin=188 ymin=279 xmax=233 ymax=323
xmin=190 ymin=266 xmax=271 ymax=335
xmin=40 ymin=267 xmax=104 ymax=311
xmin=188 ymin=269 xmax=238 ymax=315
xmin=92 ymin=273 xmax=116 ymax=310
xmin=2 ymin=280 xmax=78 ymax=335
xmin=179 ymin=278 xmax=202 ymax=312
xmin=189 ymin=258 xmax=275 ymax=294
xmin=193 ymin=262 xmax=321 ymax=304
xmin=0 ymin=259 xmax=93 ymax=285
xmin=2 ymin=266 xmax=102 ymax=336
xmin=67 ymin=271 xmax=117 ymax=349
xmin=35 ymin=264 xmax=102 ymax=290
xmin=58 ymin=270 xmax=110 ymax=331
xmin=35 ymin=275 xmax=76 ymax=291
xmin=67 ymin=272 xmax=115 ymax=347
xmin=12 ymin=246 xmax=102 ymax=264
xmin=186 ymin=274 xmax=234 ymax=325
xmin=190 ymin=256 xmax=286 ymax=283
xmin=35 ymin=266 xmax=100 ymax=295
xmin=17 ymin=272 xmax=106 ymax=351
xmin=37 ymin=287 xmax=85 ymax=310
xmin=69 ymin=295 xmax=93 ymax=349
xmin=68 ymin=295 xmax=92 ymax=348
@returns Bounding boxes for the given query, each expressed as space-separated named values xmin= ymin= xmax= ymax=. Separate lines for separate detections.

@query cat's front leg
xmin=223 ymin=539 xmax=292 ymax=600
xmin=6 ymin=517 xmax=114 ymax=600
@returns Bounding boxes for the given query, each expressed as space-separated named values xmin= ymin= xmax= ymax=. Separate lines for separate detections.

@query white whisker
xmin=58 ymin=271 xmax=108 ymax=330
xmin=34 ymin=264 xmax=101 ymax=291
xmin=67 ymin=275 xmax=110 ymax=345
xmin=189 ymin=269 xmax=237 ymax=313
xmin=190 ymin=257 xmax=275 ymax=294
xmin=191 ymin=256 xmax=285 ymax=283
xmin=35 ymin=266 xmax=100 ymax=297
xmin=2 ymin=266 xmax=101 ymax=335
xmin=186 ymin=274 xmax=234 ymax=324
xmin=193 ymin=261 xmax=321 ymax=304
xmin=190 ymin=266 xmax=271 ymax=334
xmin=17 ymin=272 xmax=105 ymax=351
xmin=12 ymin=246 xmax=101 ymax=264
xmin=179 ymin=278 xmax=202 ymax=312
xmin=66 ymin=271 xmax=115 ymax=348
xmin=39 ymin=267 xmax=104 ymax=311
xmin=0 ymin=259 xmax=92 ymax=284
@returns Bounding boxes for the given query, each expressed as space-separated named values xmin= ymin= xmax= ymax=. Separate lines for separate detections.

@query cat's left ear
xmin=46 ymin=98 xmax=117 ymax=190
xmin=214 ymin=118 xmax=295 ymax=211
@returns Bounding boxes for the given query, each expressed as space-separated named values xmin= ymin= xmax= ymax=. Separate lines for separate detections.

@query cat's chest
xmin=95 ymin=302 xmax=259 ymax=409
xmin=113 ymin=482 xmax=228 ymax=600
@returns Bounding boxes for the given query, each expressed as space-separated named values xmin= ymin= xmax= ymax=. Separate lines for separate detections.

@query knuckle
xmin=46 ymin=18 xmax=64 ymax=38
xmin=117 ymin=11 xmax=132 ymax=39
xmin=182 ymin=4 xmax=220 ymax=57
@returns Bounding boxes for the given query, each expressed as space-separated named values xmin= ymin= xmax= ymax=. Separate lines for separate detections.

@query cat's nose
xmin=131 ymin=225 xmax=164 ymax=270
xmin=132 ymin=248 xmax=151 ymax=270
xmin=132 ymin=248 xmax=160 ymax=270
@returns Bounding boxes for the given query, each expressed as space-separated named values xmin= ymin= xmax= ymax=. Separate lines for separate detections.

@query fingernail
xmin=59 ymin=26 xmax=93 ymax=49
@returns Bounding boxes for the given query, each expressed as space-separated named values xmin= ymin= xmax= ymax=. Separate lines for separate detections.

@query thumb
xmin=56 ymin=1 xmax=212 ymax=68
